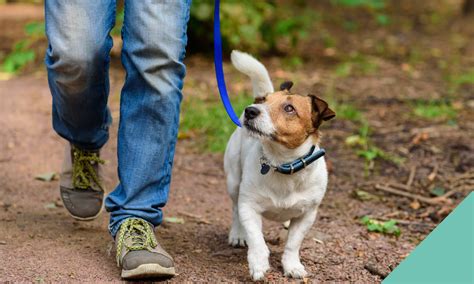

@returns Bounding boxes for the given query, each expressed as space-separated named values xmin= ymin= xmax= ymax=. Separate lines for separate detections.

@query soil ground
xmin=0 ymin=2 xmax=473 ymax=283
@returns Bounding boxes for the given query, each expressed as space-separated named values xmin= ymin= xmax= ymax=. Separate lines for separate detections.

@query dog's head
xmin=243 ymin=81 xmax=335 ymax=149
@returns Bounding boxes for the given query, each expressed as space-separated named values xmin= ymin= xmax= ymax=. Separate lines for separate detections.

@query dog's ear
xmin=308 ymin=94 xmax=336 ymax=128
xmin=280 ymin=81 xmax=294 ymax=91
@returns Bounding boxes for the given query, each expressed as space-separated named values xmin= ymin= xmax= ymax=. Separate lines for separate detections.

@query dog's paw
xmin=228 ymin=227 xmax=247 ymax=247
xmin=249 ymin=262 xmax=270 ymax=281
xmin=283 ymin=261 xmax=307 ymax=279
xmin=248 ymin=249 xmax=270 ymax=281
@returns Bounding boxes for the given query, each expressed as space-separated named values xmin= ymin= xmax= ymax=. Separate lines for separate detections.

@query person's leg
xmin=45 ymin=0 xmax=115 ymax=150
xmin=45 ymin=0 xmax=115 ymax=220
xmin=106 ymin=1 xmax=191 ymax=278
xmin=105 ymin=0 xmax=191 ymax=237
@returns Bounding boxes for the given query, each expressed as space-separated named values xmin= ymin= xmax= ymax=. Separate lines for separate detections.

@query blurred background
xmin=0 ymin=0 xmax=473 ymax=282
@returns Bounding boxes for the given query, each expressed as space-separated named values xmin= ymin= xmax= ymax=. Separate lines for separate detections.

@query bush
xmin=188 ymin=0 xmax=315 ymax=54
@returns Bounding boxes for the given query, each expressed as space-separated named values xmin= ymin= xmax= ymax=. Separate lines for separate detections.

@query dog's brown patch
xmin=265 ymin=91 xmax=335 ymax=149
xmin=254 ymin=96 xmax=266 ymax=104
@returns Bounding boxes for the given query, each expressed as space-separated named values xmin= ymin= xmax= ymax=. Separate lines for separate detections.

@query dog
xmin=223 ymin=50 xmax=335 ymax=281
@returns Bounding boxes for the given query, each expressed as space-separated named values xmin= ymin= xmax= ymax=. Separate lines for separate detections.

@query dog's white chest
xmin=261 ymin=205 xmax=308 ymax=222
xmin=258 ymin=183 xmax=321 ymax=222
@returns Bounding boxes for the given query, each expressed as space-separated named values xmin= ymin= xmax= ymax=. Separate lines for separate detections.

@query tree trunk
xmin=463 ymin=0 xmax=474 ymax=14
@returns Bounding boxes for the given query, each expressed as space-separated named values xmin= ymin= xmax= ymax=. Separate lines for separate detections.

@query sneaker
xmin=59 ymin=143 xmax=105 ymax=220
xmin=116 ymin=218 xmax=175 ymax=279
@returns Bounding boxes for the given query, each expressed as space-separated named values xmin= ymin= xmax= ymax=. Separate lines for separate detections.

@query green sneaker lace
xmin=72 ymin=146 xmax=105 ymax=190
xmin=116 ymin=218 xmax=158 ymax=266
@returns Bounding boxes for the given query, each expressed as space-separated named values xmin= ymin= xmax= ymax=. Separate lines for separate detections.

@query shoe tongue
xmin=130 ymin=225 xmax=145 ymax=236
xmin=71 ymin=147 xmax=103 ymax=191
xmin=124 ymin=224 xmax=148 ymax=246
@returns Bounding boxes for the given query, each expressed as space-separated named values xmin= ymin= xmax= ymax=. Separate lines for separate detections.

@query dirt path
xmin=1 ymin=54 xmax=473 ymax=283
xmin=0 ymin=68 xmax=417 ymax=283
xmin=1 ymin=3 xmax=473 ymax=281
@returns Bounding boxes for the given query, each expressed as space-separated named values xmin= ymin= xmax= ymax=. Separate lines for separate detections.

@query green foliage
xmin=447 ymin=68 xmax=474 ymax=93
xmin=320 ymin=30 xmax=337 ymax=48
xmin=332 ymin=0 xmax=386 ymax=9
xmin=361 ymin=216 xmax=401 ymax=236
xmin=334 ymin=103 xmax=362 ymax=121
xmin=331 ymin=0 xmax=390 ymax=27
xmin=189 ymin=0 xmax=316 ymax=54
xmin=334 ymin=62 xmax=352 ymax=77
xmin=354 ymin=189 xmax=380 ymax=201
xmin=1 ymin=21 xmax=44 ymax=74
xmin=333 ymin=53 xmax=378 ymax=78
xmin=1 ymin=41 xmax=36 ymax=74
xmin=430 ymin=186 xmax=446 ymax=197
xmin=413 ymin=101 xmax=456 ymax=120
xmin=180 ymin=93 xmax=252 ymax=152
xmin=342 ymin=20 xmax=359 ymax=32
xmin=375 ymin=13 xmax=390 ymax=26
xmin=450 ymin=69 xmax=474 ymax=85
xmin=25 ymin=21 xmax=45 ymax=37
xmin=357 ymin=146 xmax=404 ymax=166
xmin=346 ymin=121 xmax=404 ymax=174
xmin=282 ymin=56 xmax=304 ymax=70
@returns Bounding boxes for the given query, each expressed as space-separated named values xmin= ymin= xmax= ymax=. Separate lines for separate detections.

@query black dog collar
xmin=259 ymin=146 xmax=326 ymax=175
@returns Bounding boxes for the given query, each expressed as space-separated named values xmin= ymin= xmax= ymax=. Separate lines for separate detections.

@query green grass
xmin=180 ymin=93 xmax=253 ymax=152
xmin=334 ymin=103 xmax=363 ymax=121
xmin=345 ymin=121 xmax=404 ymax=175
xmin=413 ymin=101 xmax=456 ymax=120
xmin=447 ymin=68 xmax=474 ymax=94
xmin=1 ymin=21 xmax=44 ymax=74
xmin=333 ymin=54 xmax=379 ymax=78
xmin=1 ymin=41 xmax=36 ymax=74
xmin=361 ymin=216 xmax=401 ymax=236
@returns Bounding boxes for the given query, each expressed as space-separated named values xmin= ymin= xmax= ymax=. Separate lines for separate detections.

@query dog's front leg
xmin=282 ymin=207 xmax=318 ymax=278
xmin=239 ymin=202 xmax=270 ymax=281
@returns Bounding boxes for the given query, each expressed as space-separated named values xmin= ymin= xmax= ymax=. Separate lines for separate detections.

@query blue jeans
xmin=45 ymin=0 xmax=191 ymax=237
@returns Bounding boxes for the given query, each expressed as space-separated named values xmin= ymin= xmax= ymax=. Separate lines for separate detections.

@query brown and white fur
xmin=224 ymin=50 xmax=335 ymax=281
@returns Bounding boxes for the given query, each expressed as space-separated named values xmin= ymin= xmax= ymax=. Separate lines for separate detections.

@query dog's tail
xmin=231 ymin=50 xmax=274 ymax=98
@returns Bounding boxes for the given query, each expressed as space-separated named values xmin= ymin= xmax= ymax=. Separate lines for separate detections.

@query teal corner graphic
xmin=384 ymin=192 xmax=473 ymax=284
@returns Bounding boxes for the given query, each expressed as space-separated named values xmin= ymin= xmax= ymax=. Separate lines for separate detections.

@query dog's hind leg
xmin=282 ymin=207 xmax=318 ymax=279
xmin=227 ymin=176 xmax=246 ymax=247
xmin=229 ymin=200 xmax=246 ymax=247
xmin=224 ymin=130 xmax=246 ymax=247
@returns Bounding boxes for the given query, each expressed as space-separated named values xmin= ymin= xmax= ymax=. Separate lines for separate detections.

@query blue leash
xmin=214 ymin=0 xmax=242 ymax=127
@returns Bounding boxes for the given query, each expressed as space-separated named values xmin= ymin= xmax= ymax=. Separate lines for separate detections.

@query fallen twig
xmin=388 ymin=182 xmax=411 ymax=191
xmin=368 ymin=215 xmax=435 ymax=227
xmin=178 ymin=211 xmax=211 ymax=224
xmin=410 ymin=125 xmax=459 ymax=136
xmin=406 ymin=165 xmax=416 ymax=188
xmin=374 ymin=184 xmax=447 ymax=205
xmin=427 ymin=164 xmax=439 ymax=182
xmin=447 ymin=170 xmax=474 ymax=190
xmin=431 ymin=189 xmax=459 ymax=203
xmin=364 ymin=263 xmax=388 ymax=279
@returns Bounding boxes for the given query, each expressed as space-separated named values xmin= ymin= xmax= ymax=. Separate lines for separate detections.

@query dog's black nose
xmin=245 ymin=106 xmax=260 ymax=120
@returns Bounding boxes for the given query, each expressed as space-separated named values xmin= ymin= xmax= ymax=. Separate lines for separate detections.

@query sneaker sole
xmin=121 ymin=263 xmax=176 ymax=279
xmin=60 ymin=193 xmax=104 ymax=221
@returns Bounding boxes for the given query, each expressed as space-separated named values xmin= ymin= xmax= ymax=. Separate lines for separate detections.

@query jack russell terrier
xmin=224 ymin=50 xmax=335 ymax=281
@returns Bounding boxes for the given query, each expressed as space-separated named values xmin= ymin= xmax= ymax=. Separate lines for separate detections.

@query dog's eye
xmin=284 ymin=104 xmax=295 ymax=113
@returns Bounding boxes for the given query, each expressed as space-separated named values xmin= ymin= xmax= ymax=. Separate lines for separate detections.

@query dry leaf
xmin=164 ymin=217 xmax=185 ymax=224
xmin=35 ymin=172 xmax=57 ymax=182
xmin=409 ymin=200 xmax=420 ymax=210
